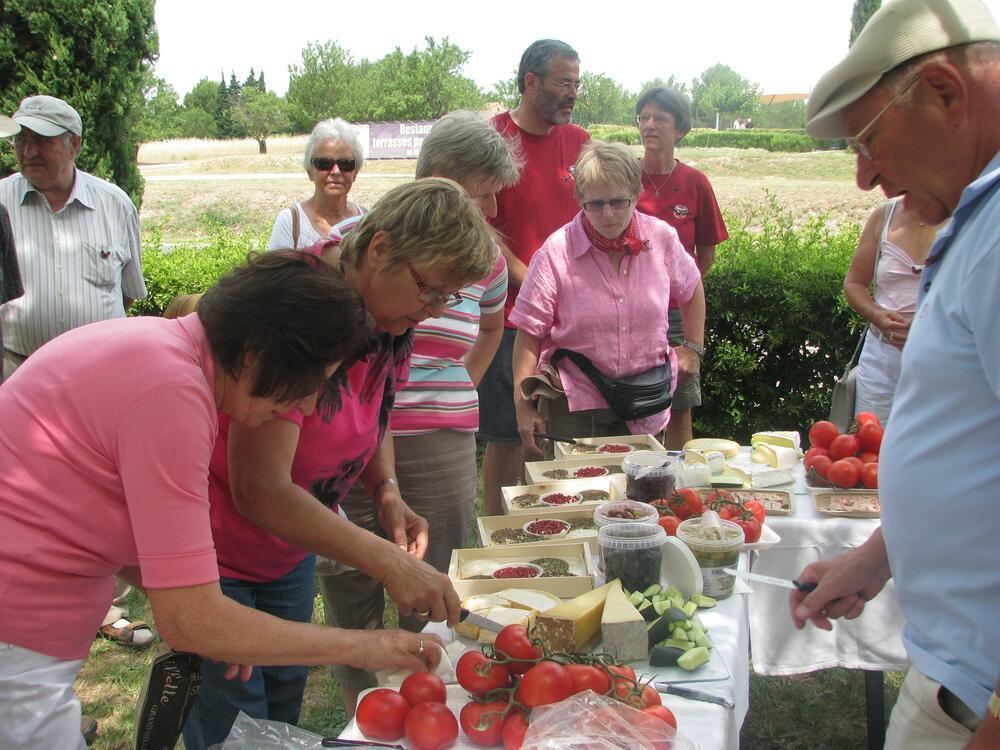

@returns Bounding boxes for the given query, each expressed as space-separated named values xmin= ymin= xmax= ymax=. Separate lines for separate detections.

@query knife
xmin=724 ymin=568 xmax=817 ymax=593
xmin=654 ymin=682 xmax=735 ymax=710
xmin=460 ymin=607 xmax=505 ymax=633
xmin=533 ymin=430 xmax=577 ymax=444
xmin=322 ymin=738 xmax=406 ymax=748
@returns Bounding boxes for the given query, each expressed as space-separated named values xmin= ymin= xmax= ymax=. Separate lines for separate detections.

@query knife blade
xmin=459 ymin=607 xmax=505 ymax=633
xmin=533 ymin=430 xmax=577 ymax=444
xmin=724 ymin=568 xmax=817 ymax=592
xmin=654 ymin=682 xmax=735 ymax=710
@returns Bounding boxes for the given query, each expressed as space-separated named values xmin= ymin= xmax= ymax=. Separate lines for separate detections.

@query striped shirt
xmin=0 ymin=169 xmax=146 ymax=356
xmin=390 ymin=254 xmax=508 ymax=435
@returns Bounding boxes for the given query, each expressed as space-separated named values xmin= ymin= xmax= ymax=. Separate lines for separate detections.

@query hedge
xmin=134 ymin=202 xmax=862 ymax=442
xmin=588 ymin=125 xmax=846 ymax=153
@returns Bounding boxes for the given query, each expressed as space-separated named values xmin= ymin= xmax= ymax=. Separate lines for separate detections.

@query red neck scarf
xmin=581 ymin=212 xmax=648 ymax=256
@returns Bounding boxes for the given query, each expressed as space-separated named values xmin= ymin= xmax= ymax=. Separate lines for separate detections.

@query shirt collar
xmin=20 ymin=167 xmax=92 ymax=211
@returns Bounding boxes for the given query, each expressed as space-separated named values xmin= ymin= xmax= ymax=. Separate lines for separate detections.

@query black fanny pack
xmin=552 ymin=348 xmax=672 ymax=421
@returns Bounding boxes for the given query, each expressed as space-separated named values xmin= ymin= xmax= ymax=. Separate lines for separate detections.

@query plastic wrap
xmin=208 ymin=711 xmax=326 ymax=749
xmin=520 ymin=691 xmax=699 ymax=750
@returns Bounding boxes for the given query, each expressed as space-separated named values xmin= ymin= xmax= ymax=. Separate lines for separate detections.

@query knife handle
xmin=793 ymin=579 xmax=817 ymax=593
xmin=655 ymin=682 xmax=735 ymax=710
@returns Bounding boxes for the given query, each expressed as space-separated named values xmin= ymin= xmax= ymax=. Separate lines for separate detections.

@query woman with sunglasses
xmin=267 ymin=118 xmax=366 ymax=250
xmin=511 ymin=140 xmax=706 ymax=455
xmin=182 ymin=179 xmax=497 ymax=748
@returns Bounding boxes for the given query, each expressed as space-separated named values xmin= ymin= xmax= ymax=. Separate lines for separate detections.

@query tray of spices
xmin=501 ymin=476 xmax=625 ymax=515
xmin=553 ymin=433 xmax=666 ymax=460
xmin=524 ymin=455 xmax=627 ymax=484
xmin=448 ymin=541 xmax=596 ymax=598
xmin=477 ymin=508 xmax=600 ymax=553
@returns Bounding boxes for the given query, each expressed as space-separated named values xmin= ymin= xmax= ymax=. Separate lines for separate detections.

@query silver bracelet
xmin=372 ymin=477 xmax=398 ymax=500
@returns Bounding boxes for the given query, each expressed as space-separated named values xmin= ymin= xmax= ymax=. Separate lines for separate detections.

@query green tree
xmin=214 ymin=75 xmax=235 ymax=137
xmin=0 ymin=0 xmax=157 ymax=204
xmin=184 ymin=78 xmax=220 ymax=114
xmin=691 ymin=64 xmax=761 ymax=128
xmin=486 ymin=73 xmax=519 ymax=110
xmin=135 ymin=75 xmax=183 ymax=143
xmin=572 ymin=72 xmax=633 ymax=126
xmin=638 ymin=75 xmax=690 ymax=99
xmin=286 ymin=41 xmax=361 ymax=130
xmin=181 ymin=78 xmax=220 ymax=138
xmin=753 ymin=100 xmax=807 ymax=129
xmin=850 ymin=0 xmax=882 ymax=45
xmin=231 ymin=88 xmax=290 ymax=153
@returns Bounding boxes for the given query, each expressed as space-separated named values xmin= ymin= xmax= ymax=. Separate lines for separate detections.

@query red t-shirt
xmin=491 ymin=111 xmax=589 ymax=326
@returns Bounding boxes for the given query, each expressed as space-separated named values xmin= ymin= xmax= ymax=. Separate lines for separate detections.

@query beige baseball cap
xmin=806 ymin=0 xmax=1000 ymax=138
xmin=0 ymin=115 xmax=20 ymax=138
xmin=11 ymin=95 xmax=83 ymax=137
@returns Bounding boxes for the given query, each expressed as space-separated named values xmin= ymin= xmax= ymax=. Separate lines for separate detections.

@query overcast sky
xmin=154 ymin=0 xmax=1000 ymax=99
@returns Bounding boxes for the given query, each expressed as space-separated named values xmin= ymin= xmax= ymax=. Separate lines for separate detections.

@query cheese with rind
xmin=750 ymin=431 xmax=801 ymax=451
xmin=683 ymin=438 xmax=739 ymax=458
xmin=600 ymin=580 xmax=649 ymax=662
xmin=532 ymin=581 xmax=614 ymax=652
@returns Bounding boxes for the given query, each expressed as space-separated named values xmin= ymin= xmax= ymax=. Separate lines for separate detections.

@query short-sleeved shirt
xmin=879 ymin=151 xmax=1000 ymax=718
xmin=390 ymin=253 xmax=507 ymax=436
xmin=267 ymin=202 xmax=367 ymax=251
xmin=0 ymin=315 xmax=221 ymax=659
xmin=508 ymin=211 xmax=701 ymax=435
xmin=0 ymin=169 xmax=146 ymax=356
xmin=490 ymin=111 xmax=589 ymax=326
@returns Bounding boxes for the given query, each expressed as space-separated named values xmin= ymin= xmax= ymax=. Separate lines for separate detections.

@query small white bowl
xmin=540 ymin=491 xmax=583 ymax=506
xmin=522 ymin=519 xmax=571 ymax=539
xmin=490 ymin=562 xmax=545 ymax=580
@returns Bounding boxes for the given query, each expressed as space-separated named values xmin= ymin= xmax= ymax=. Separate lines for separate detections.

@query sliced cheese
xmin=600 ymin=580 xmax=649 ymax=662
xmin=532 ymin=581 xmax=615 ymax=652
xmin=455 ymin=593 xmax=513 ymax=640
xmin=684 ymin=450 xmax=708 ymax=465
xmin=751 ymin=443 xmax=799 ymax=470
xmin=684 ymin=438 xmax=740 ymax=458
xmin=727 ymin=462 xmax=794 ymax=488
xmin=751 ymin=431 xmax=801 ymax=451
xmin=477 ymin=607 xmax=534 ymax=644
xmin=497 ymin=588 xmax=561 ymax=612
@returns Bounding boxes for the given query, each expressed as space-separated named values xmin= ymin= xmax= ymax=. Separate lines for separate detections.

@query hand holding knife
xmin=724 ymin=568 xmax=817 ymax=592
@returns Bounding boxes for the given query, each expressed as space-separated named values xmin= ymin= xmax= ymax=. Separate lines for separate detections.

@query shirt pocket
xmin=82 ymin=242 xmax=126 ymax=290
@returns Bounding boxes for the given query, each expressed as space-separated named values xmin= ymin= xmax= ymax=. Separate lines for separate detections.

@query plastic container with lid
xmin=622 ymin=451 xmax=680 ymax=502
xmin=593 ymin=500 xmax=660 ymax=528
xmin=676 ymin=515 xmax=745 ymax=599
xmin=597 ymin=522 xmax=666 ymax=593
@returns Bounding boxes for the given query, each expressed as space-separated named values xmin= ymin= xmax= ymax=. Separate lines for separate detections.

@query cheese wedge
xmin=477 ymin=607 xmax=535 ymax=644
xmin=727 ymin=462 xmax=794 ymax=488
xmin=497 ymin=588 xmax=561 ymax=612
xmin=751 ymin=431 xmax=801 ymax=451
xmin=684 ymin=438 xmax=740 ymax=458
xmin=532 ymin=581 xmax=615 ymax=652
xmin=750 ymin=443 xmax=799 ymax=470
xmin=684 ymin=450 xmax=708 ymax=464
xmin=600 ymin=580 xmax=649 ymax=662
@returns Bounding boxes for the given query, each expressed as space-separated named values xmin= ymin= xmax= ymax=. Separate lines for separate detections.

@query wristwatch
xmin=681 ymin=339 xmax=705 ymax=357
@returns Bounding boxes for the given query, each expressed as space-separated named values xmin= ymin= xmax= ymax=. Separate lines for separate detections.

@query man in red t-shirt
xmin=478 ymin=39 xmax=590 ymax=515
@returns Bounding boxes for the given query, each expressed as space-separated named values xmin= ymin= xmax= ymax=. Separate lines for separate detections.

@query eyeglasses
xmin=582 ymin=198 xmax=633 ymax=213
xmin=311 ymin=156 xmax=357 ymax=173
xmin=636 ymin=113 xmax=673 ymax=126
xmin=405 ymin=260 xmax=463 ymax=308
xmin=845 ymin=72 xmax=921 ymax=161
xmin=547 ymin=78 xmax=582 ymax=93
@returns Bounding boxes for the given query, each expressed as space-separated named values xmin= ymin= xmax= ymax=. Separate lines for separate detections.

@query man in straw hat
xmin=790 ymin=1 xmax=1000 ymax=748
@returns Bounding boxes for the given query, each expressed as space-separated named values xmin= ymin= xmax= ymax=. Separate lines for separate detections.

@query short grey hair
xmin=415 ymin=111 xmax=522 ymax=187
xmin=517 ymin=39 xmax=579 ymax=93
xmin=573 ymin=141 xmax=642 ymax=200
xmin=303 ymin=117 xmax=364 ymax=172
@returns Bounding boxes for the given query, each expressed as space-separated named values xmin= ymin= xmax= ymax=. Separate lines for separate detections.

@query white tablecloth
xmin=748 ymin=468 xmax=909 ymax=675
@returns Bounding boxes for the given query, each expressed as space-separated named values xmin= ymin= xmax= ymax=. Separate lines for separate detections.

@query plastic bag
xmin=520 ymin=690 xmax=699 ymax=750
xmin=208 ymin=711 xmax=326 ymax=749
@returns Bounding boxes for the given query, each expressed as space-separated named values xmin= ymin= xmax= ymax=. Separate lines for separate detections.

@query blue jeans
xmin=181 ymin=554 xmax=316 ymax=750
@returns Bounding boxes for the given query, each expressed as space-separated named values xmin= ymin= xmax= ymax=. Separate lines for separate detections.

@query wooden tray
xmin=501 ymin=476 xmax=622 ymax=515
xmin=553 ymin=433 xmax=666 ymax=460
xmin=524 ymin=455 xmax=627 ymax=484
xmin=813 ymin=490 xmax=881 ymax=518
xmin=477 ymin=508 xmax=599 ymax=553
xmin=447 ymin=541 xmax=596 ymax=598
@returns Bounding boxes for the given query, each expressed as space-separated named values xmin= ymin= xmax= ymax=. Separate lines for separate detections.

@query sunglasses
xmin=311 ymin=156 xmax=357 ymax=173
xmin=582 ymin=198 xmax=633 ymax=213
xmin=405 ymin=260 xmax=463 ymax=309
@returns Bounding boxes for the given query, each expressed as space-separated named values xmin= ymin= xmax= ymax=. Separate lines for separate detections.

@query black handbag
xmin=552 ymin=348 xmax=672 ymax=421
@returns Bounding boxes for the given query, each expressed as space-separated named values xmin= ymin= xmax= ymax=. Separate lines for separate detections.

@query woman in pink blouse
xmin=510 ymin=141 xmax=706 ymax=455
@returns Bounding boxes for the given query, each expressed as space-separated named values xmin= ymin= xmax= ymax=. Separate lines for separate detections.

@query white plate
xmin=743 ymin=523 xmax=781 ymax=551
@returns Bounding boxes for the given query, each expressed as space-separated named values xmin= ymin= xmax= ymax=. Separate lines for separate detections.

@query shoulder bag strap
xmin=551 ymin=348 xmax=607 ymax=383
xmin=289 ymin=203 xmax=300 ymax=248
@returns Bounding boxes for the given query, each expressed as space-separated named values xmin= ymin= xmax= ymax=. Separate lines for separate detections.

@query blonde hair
xmin=416 ymin=111 xmax=522 ymax=187
xmin=163 ymin=293 xmax=203 ymax=319
xmin=339 ymin=178 xmax=497 ymax=287
xmin=573 ymin=141 xmax=642 ymax=200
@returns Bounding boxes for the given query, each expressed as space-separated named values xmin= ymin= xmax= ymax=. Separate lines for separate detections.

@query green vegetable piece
xmin=638 ymin=602 xmax=659 ymax=622
xmin=652 ymin=600 xmax=672 ymax=616
xmin=628 ymin=591 xmax=646 ymax=607
xmin=677 ymin=646 xmax=711 ymax=671
xmin=664 ymin=585 xmax=683 ymax=600
xmin=659 ymin=638 xmax=695 ymax=651
xmin=650 ymin=645 xmax=687 ymax=667
xmin=694 ymin=593 xmax=717 ymax=608
xmin=642 ymin=583 xmax=662 ymax=598
xmin=682 ymin=601 xmax=699 ymax=618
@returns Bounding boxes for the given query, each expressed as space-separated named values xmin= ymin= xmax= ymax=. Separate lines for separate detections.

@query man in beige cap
xmin=789 ymin=1 xmax=1000 ymax=748
xmin=0 ymin=94 xmax=146 ymax=378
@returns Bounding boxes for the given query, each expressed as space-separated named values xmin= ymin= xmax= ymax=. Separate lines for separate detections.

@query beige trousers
xmin=885 ymin=668 xmax=976 ymax=749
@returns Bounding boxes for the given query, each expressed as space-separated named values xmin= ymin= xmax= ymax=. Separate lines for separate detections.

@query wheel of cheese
xmin=683 ymin=438 xmax=740 ymax=458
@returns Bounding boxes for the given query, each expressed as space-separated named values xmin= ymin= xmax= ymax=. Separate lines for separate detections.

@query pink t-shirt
xmin=508 ymin=211 xmax=701 ymax=435
xmin=0 ymin=316 xmax=221 ymax=660
xmin=208 ymin=333 xmax=412 ymax=582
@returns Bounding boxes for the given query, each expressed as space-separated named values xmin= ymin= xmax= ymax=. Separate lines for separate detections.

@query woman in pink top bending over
xmin=844 ymin=198 xmax=944 ymax=424
xmin=510 ymin=141 xmax=706 ymax=456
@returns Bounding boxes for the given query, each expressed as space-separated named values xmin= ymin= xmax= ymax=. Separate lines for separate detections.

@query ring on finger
xmin=415 ymin=608 xmax=430 ymax=617
xmin=417 ymin=639 xmax=425 ymax=656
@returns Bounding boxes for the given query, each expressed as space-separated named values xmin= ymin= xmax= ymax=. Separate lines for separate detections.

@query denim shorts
xmin=668 ymin=307 xmax=702 ymax=409
xmin=476 ymin=327 xmax=520 ymax=442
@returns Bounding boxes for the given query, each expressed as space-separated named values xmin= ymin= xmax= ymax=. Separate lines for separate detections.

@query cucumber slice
xmin=628 ymin=591 xmax=646 ymax=607
xmin=665 ymin=585 xmax=683 ymax=600
xmin=642 ymin=583 xmax=662 ymax=598
xmin=694 ymin=593 xmax=717 ymax=608
xmin=650 ymin=645 xmax=687 ymax=667
xmin=659 ymin=638 xmax=695 ymax=651
xmin=677 ymin=646 xmax=711 ymax=671
xmin=682 ymin=601 xmax=698 ymax=618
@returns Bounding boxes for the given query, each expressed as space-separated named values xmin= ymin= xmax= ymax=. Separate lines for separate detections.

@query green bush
xmin=587 ymin=125 xmax=847 ymax=153
xmin=133 ymin=223 xmax=266 ymax=316
xmin=587 ymin=124 xmax=640 ymax=145
xmin=696 ymin=194 xmax=862 ymax=442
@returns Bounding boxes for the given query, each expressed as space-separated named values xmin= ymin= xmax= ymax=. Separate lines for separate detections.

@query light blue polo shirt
xmin=880 ymin=150 xmax=1000 ymax=716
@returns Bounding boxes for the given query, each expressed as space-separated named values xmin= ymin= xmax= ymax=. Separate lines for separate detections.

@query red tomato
xmin=564 ymin=663 xmax=612 ymax=695
xmin=634 ymin=683 xmax=662 ymax=708
xmin=828 ymin=458 xmax=861 ymax=489
xmin=744 ymin=499 xmax=766 ymax=526
xmin=829 ymin=433 xmax=860 ymax=460
xmin=855 ymin=411 xmax=881 ymax=427
xmin=844 ymin=456 xmax=864 ymax=474
xmin=704 ymin=489 xmax=734 ymax=510
xmin=404 ymin=701 xmax=458 ymax=750
xmin=858 ymin=451 xmax=880 ymax=464
xmin=493 ymin=624 xmax=542 ymax=675
xmin=502 ymin=711 xmax=529 ymax=750
xmin=861 ymin=462 xmax=879 ymax=489
xmin=803 ymin=447 xmax=830 ymax=468
xmin=808 ymin=420 xmax=839 ymax=449
xmin=657 ymin=514 xmax=680 ymax=535
xmin=734 ymin=512 xmax=762 ymax=543
xmin=642 ymin=703 xmax=678 ymax=730
xmin=356 ymin=688 xmax=410 ymax=741
xmin=400 ymin=672 xmax=447 ymax=707
xmin=807 ymin=455 xmax=832 ymax=482
xmin=718 ymin=503 xmax=742 ymax=521
xmin=608 ymin=664 xmax=637 ymax=701
xmin=669 ymin=488 xmax=704 ymax=519
xmin=456 ymin=652 xmax=509 ymax=695
xmin=857 ymin=421 xmax=884 ymax=454
xmin=459 ymin=700 xmax=508 ymax=747
xmin=515 ymin=660 xmax=574 ymax=708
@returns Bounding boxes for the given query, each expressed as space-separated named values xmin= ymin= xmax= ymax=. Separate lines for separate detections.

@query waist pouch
xmin=552 ymin=348 xmax=672 ymax=422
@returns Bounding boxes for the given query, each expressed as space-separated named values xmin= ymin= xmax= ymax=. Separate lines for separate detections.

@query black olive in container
xmin=622 ymin=451 xmax=681 ymax=502
xmin=597 ymin=522 xmax=666 ymax=593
